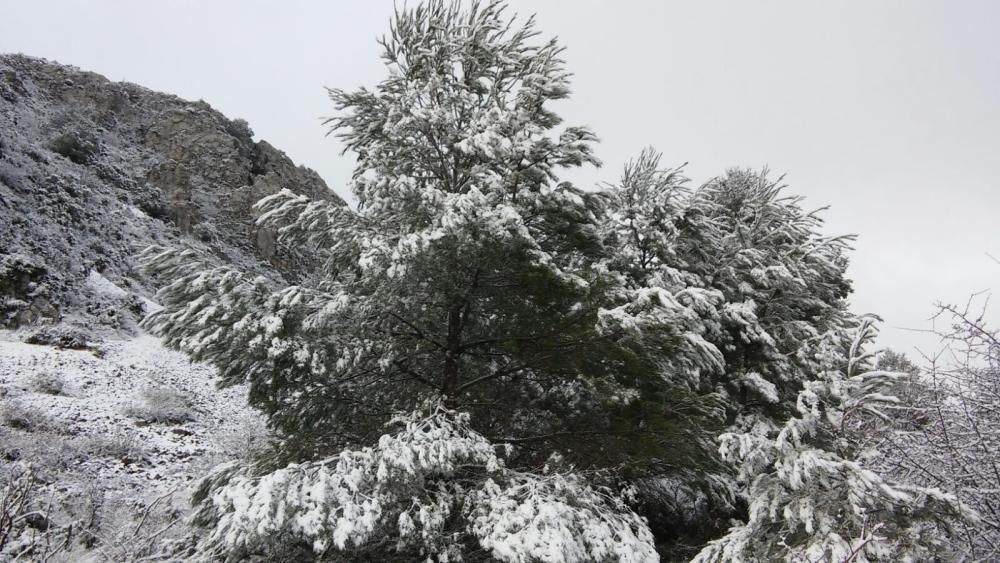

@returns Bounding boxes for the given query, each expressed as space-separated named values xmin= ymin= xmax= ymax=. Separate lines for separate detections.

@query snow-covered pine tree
xmin=599 ymin=153 xmax=976 ymax=559
xmin=146 ymin=0 xmax=592 ymax=453
xmin=601 ymin=151 xmax=863 ymax=553
xmin=604 ymin=153 xmax=857 ymax=416
xmin=141 ymin=0 xmax=725 ymax=469
xmin=138 ymin=2 xmax=970 ymax=560
xmin=140 ymin=1 xmax=728 ymax=560
xmin=690 ymin=317 xmax=970 ymax=562
xmin=688 ymin=169 xmax=856 ymax=409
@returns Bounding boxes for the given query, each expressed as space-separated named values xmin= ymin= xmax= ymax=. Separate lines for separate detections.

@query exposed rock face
xmin=0 ymin=54 xmax=342 ymax=328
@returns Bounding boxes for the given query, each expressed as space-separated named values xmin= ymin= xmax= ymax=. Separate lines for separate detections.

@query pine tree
xmin=604 ymin=153 xmax=858 ymax=418
xmin=690 ymin=318 xmax=970 ymax=562
xmin=138 ymin=2 xmax=974 ymax=560
xmin=140 ymin=0 xmax=722 ymax=470
xmin=140 ymin=1 xmax=714 ymax=559
xmin=601 ymin=151 xmax=863 ymax=552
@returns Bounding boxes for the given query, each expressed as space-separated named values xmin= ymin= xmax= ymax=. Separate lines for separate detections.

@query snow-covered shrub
xmin=0 ymin=465 xmax=37 ymax=554
xmin=193 ymin=406 xmax=657 ymax=562
xmin=0 ymin=461 xmax=186 ymax=562
xmin=0 ymin=399 xmax=62 ymax=433
xmin=83 ymin=488 xmax=187 ymax=563
xmin=47 ymin=129 xmax=101 ymax=165
xmin=78 ymin=269 xmax=142 ymax=330
xmin=0 ymin=254 xmax=45 ymax=296
xmin=87 ymin=429 xmax=146 ymax=465
xmin=124 ymin=386 xmax=195 ymax=424
xmin=0 ymin=464 xmax=72 ymax=561
xmin=0 ymin=298 xmax=28 ymax=328
xmin=2 ymin=430 xmax=68 ymax=471
xmin=192 ymin=221 xmax=220 ymax=244
xmin=224 ymin=118 xmax=254 ymax=144
xmin=866 ymin=295 xmax=1000 ymax=560
xmin=135 ymin=194 xmax=171 ymax=221
xmin=0 ymin=160 xmax=25 ymax=191
xmin=207 ymin=409 xmax=270 ymax=463
xmin=28 ymin=371 xmax=65 ymax=396
xmin=23 ymin=325 xmax=90 ymax=350
xmin=0 ymin=253 xmax=54 ymax=328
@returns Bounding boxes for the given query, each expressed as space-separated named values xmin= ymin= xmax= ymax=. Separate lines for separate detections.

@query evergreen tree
xmin=690 ymin=318 xmax=969 ymax=562
xmin=139 ymin=2 xmax=973 ymax=560
xmin=141 ymin=1 xmax=716 ymax=559
xmin=141 ymin=0 xmax=722 ymax=471
xmin=606 ymin=156 xmax=856 ymax=412
xmin=601 ymin=151 xmax=862 ymax=552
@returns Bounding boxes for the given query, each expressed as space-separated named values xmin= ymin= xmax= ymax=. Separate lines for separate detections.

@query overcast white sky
xmin=2 ymin=1 xmax=997 ymax=354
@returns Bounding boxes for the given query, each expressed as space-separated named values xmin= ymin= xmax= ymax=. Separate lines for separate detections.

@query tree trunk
xmin=442 ymin=305 xmax=462 ymax=406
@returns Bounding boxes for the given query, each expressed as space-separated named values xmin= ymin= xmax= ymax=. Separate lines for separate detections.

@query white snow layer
xmin=0 ymin=330 xmax=265 ymax=504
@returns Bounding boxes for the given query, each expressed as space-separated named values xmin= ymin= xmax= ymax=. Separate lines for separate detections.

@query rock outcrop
xmin=0 ymin=54 xmax=343 ymax=328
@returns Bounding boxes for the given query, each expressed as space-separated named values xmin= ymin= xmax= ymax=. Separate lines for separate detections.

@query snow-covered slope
xmin=0 ymin=330 xmax=267 ymax=561
xmin=0 ymin=53 xmax=343 ymax=561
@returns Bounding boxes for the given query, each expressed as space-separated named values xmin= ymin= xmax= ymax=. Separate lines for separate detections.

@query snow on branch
xmin=692 ymin=320 xmax=973 ymax=563
xmin=194 ymin=405 xmax=657 ymax=562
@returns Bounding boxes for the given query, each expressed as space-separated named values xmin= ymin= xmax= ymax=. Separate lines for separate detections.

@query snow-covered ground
xmin=0 ymin=329 xmax=267 ymax=561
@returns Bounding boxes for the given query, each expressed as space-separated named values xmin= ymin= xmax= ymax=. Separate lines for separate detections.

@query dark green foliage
xmin=138 ymin=3 xmax=876 ymax=560
xmin=47 ymin=129 xmax=101 ymax=165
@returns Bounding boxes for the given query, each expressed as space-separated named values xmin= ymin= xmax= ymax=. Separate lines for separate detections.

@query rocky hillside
xmin=0 ymin=54 xmax=342 ymax=561
xmin=0 ymin=53 xmax=342 ymax=330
